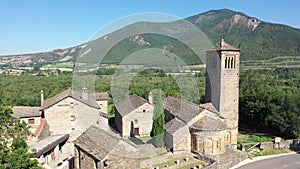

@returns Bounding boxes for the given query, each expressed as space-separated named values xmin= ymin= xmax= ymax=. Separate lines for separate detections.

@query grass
xmin=139 ymin=136 xmax=152 ymax=141
xmin=251 ymin=148 xmax=292 ymax=157
xmin=42 ymin=62 xmax=74 ymax=69
xmin=177 ymin=161 xmax=206 ymax=169
xmin=142 ymin=156 xmax=207 ymax=169
xmin=238 ymin=131 xmax=274 ymax=150
xmin=241 ymin=55 xmax=300 ymax=69
xmin=144 ymin=157 xmax=184 ymax=169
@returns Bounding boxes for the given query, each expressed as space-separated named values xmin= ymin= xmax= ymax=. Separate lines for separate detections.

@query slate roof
xmin=40 ymin=89 xmax=100 ymax=110
xmin=115 ymin=94 xmax=148 ymax=117
xmin=191 ymin=114 xmax=227 ymax=131
xmin=29 ymin=134 xmax=69 ymax=158
xmin=12 ymin=107 xmax=41 ymax=118
xmin=165 ymin=118 xmax=186 ymax=134
xmin=200 ymin=103 xmax=219 ymax=114
xmin=95 ymin=92 xmax=109 ymax=101
xmin=208 ymin=39 xmax=240 ymax=51
xmin=73 ymin=125 xmax=120 ymax=160
xmin=163 ymin=96 xmax=203 ymax=123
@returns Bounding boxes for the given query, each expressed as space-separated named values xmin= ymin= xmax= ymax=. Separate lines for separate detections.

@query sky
xmin=0 ymin=0 xmax=299 ymax=55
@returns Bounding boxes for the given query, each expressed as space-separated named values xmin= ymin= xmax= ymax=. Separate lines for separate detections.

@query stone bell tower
xmin=205 ymin=39 xmax=240 ymax=129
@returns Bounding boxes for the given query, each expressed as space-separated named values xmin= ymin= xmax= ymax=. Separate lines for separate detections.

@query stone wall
xmin=122 ymin=103 xmax=153 ymax=137
xmin=96 ymin=100 xmax=108 ymax=115
xmin=260 ymin=139 xmax=300 ymax=151
xmin=75 ymin=146 xmax=100 ymax=169
xmin=44 ymin=97 xmax=107 ymax=141
xmin=195 ymin=148 xmax=247 ymax=169
xmin=172 ymin=125 xmax=191 ymax=152
xmin=220 ymin=50 xmax=240 ymax=129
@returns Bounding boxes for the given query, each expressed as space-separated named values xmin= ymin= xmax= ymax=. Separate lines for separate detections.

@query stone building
xmin=163 ymin=39 xmax=240 ymax=156
xmin=114 ymin=94 xmax=154 ymax=138
xmin=12 ymin=106 xmax=44 ymax=136
xmin=95 ymin=92 xmax=109 ymax=115
xmin=73 ymin=125 xmax=139 ymax=169
xmin=40 ymin=88 xmax=109 ymax=141
xmin=29 ymin=134 xmax=74 ymax=168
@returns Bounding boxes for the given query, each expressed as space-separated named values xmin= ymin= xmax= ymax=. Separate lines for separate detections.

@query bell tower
xmin=205 ymin=39 xmax=240 ymax=129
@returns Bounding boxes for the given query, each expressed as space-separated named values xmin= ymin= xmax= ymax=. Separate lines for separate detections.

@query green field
xmin=241 ymin=56 xmax=300 ymax=69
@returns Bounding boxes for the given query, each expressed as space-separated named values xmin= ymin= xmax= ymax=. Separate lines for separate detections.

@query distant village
xmin=11 ymin=40 xmax=247 ymax=169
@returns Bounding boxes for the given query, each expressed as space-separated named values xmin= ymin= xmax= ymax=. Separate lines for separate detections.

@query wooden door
xmin=134 ymin=128 xmax=139 ymax=136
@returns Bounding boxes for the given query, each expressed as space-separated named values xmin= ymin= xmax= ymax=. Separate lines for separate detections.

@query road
xmin=237 ymin=153 xmax=300 ymax=169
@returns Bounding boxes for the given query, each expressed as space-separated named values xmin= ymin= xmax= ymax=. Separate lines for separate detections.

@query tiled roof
xmin=191 ymin=114 xmax=227 ymax=131
xmin=200 ymin=103 xmax=219 ymax=114
xmin=115 ymin=94 xmax=148 ymax=117
xmin=208 ymin=39 xmax=240 ymax=51
xmin=29 ymin=134 xmax=69 ymax=157
xmin=12 ymin=107 xmax=41 ymax=118
xmin=165 ymin=118 xmax=186 ymax=134
xmin=73 ymin=125 xmax=120 ymax=160
xmin=163 ymin=96 xmax=203 ymax=123
xmin=95 ymin=92 xmax=109 ymax=101
xmin=40 ymin=89 xmax=100 ymax=110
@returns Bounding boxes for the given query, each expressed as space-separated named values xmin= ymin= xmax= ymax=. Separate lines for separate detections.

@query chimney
xmin=40 ymin=90 xmax=44 ymax=106
xmin=148 ymin=91 xmax=153 ymax=104
xmin=82 ymin=87 xmax=89 ymax=101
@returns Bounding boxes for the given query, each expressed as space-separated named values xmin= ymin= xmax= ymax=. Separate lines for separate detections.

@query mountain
xmin=1 ymin=9 xmax=300 ymax=67
xmin=187 ymin=9 xmax=300 ymax=60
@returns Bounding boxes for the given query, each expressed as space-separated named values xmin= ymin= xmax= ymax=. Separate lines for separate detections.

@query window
xmin=70 ymin=115 xmax=76 ymax=121
xmin=227 ymin=57 xmax=230 ymax=69
xmin=28 ymin=118 xmax=35 ymax=124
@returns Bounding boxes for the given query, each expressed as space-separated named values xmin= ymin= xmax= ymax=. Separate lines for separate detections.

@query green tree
xmin=152 ymin=89 xmax=165 ymax=147
xmin=0 ymin=106 xmax=41 ymax=169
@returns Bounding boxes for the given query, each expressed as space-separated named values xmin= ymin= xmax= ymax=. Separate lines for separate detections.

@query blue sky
xmin=0 ymin=0 xmax=299 ymax=55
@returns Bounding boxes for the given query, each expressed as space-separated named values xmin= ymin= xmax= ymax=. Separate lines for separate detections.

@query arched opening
xmin=198 ymin=138 xmax=204 ymax=153
xmin=234 ymin=56 xmax=236 ymax=68
xmin=227 ymin=57 xmax=231 ymax=69
xmin=192 ymin=134 xmax=198 ymax=151
xmin=225 ymin=57 xmax=227 ymax=69
xmin=231 ymin=57 xmax=234 ymax=69
xmin=204 ymin=138 xmax=213 ymax=154
xmin=226 ymin=131 xmax=231 ymax=145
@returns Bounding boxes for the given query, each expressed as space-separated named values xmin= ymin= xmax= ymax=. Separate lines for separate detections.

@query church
xmin=162 ymin=39 xmax=240 ymax=155
xmin=111 ymin=39 xmax=241 ymax=156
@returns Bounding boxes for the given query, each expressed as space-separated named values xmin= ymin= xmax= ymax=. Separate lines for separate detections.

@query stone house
xmin=95 ymin=92 xmax=109 ymax=115
xmin=29 ymin=134 xmax=74 ymax=169
xmin=114 ymin=94 xmax=154 ymax=138
xmin=73 ymin=125 xmax=139 ymax=169
xmin=40 ymin=88 xmax=109 ymax=141
xmin=12 ymin=106 xmax=44 ymax=136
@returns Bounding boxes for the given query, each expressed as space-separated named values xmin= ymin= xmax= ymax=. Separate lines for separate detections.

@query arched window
xmin=227 ymin=57 xmax=231 ymax=69
xmin=231 ymin=57 xmax=234 ymax=69
xmin=225 ymin=57 xmax=227 ymax=69
xmin=234 ymin=57 xmax=236 ymax=68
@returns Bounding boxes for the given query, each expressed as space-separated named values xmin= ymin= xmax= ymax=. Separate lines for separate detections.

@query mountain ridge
xmin=1 ymin=9 xmax=300 ymax=67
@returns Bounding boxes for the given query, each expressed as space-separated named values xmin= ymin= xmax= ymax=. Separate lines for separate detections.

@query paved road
xmin=237 ymin=153 xmax=300 ymax=169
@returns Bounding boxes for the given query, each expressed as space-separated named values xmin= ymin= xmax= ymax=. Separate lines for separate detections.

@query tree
xmin=0 ymin=106 xmax=41 ymax=169
xmin=151 ymin=89 xmax=165 ymax=147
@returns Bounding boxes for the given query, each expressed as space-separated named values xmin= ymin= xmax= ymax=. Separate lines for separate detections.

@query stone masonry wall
xmin=260 ymin=139 xmax=300 ymax=151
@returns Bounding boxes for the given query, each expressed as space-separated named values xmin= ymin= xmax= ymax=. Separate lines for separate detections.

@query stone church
xmin=163 ymin=39 xmax=240 ymax=155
